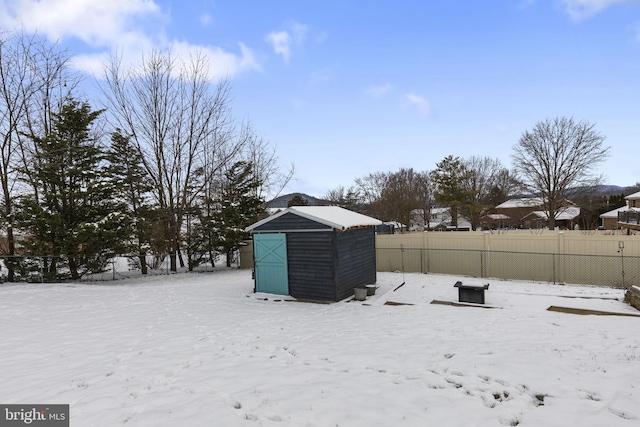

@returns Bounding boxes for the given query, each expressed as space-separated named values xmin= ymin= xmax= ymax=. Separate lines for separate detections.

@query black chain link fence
xmin=376 ymin=247 xmax=639 ymax=289
xmin=0 ymin=253 xmax=239 ymax=283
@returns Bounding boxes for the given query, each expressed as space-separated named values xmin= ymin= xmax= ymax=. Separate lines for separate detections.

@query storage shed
xmin=245 ymin=206 xmax=382 ymax=301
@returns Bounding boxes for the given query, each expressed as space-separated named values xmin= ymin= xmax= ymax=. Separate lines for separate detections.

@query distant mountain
xmin=566 ymin=185 xmax=634 ymax=197
xmin=267 ymin=193 xmax=328 ymax=208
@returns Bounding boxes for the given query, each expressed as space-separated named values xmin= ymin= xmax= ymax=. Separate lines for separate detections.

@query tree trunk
xmin=68 ymin=257 xmax=80 ymax=280
xmin=139 ymin=253 xmax=148 ymax=275
xmin=6 ymin=226 xmax=15 ymax=282
xmin=177 ymin=247 xmax=185 ymax=268
xmin=169 ymin=251 xmax=177 ymax=272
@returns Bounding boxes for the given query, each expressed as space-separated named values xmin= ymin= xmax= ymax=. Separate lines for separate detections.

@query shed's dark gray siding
xmin=251 ymin=211 xmax=377 ymax=301
xmin=335 ymin=227 xmax=377 ymax=300
xmin=286 ymin=231 xmax=335 ymax=300
xmin=253 ymin=213 xmax=332 ymax=231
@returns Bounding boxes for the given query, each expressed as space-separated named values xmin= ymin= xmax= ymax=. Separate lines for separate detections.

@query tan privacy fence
xmin=376 ymin=231 xmax=640 ymax=288
xmin=240 ymin=231 xmax=640 ymax=288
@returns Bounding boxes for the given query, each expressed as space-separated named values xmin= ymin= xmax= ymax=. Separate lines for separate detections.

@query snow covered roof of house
xmin=430 ymin=207 xmax=451 ymax=214
xmin=526 ymin=206 xmax=580 ymax=221
xmin=600 ymin=206 xmax=640 ymax=218
xmin=495 ymin=197 xmax=544 ymax=209
xmin=485 ymin=214 xmax=511 ymax=220
xmin=625 ymin=191 xmax=640 ymax=200
xmin=246 ymin=206 xmax=382 ymax=232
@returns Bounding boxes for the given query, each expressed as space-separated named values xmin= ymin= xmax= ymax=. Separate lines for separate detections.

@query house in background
xmin=489 ymin=197 xmax=545 ymax=229
xmin=481 ymin=213 xmax=511 ymax=230
xmin=521 ymin=206 xmax=581 ymax=230
xmin=486 ymin=197 xmax=579 ymax=229
xmin=601 ymin=191 xmax=640 ymax=232
xmin=410 ymin=208 xmax=471 ymax=231
xmin=600 ymin=206 xmax=629 ymax=230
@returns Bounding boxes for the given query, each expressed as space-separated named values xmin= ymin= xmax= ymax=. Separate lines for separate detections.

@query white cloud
xmin=404 ymin=93 xmax=431 ymax=117
xmin=0 ymin=0 xmax=161 ymax=47
xmin=364 ymin=84 xmax=392 ymax=97
xmin=71 ymin=41 xmax=260 ymax=80
xmin=266 ymin=21 xmax=309 ymax=62
xmin=0 ymin=0 xmax=260 ymax=79
xmin=560 ymin=0 xmax=638 ymax=21
xmin=171 ymin=41 xmax=261 ymax=79
xmin=266 ymin=31 xmax=293 ymax=62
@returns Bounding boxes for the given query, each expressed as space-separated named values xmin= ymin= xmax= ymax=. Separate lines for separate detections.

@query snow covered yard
xmin=1 ymin=270 xmax=639 ymax=427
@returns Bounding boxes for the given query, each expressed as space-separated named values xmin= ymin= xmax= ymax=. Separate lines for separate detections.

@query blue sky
xmin=1 ymin=0 xmax=639 ymax=197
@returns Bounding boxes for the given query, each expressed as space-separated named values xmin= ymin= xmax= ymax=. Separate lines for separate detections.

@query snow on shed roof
xmin=246 ymin=206 xmax=382 ymax=232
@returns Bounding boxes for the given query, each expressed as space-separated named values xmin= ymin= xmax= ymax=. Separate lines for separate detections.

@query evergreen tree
xmin=106 ymin=130 xmax=154 ymax=273
xmin=213 ymin=161 xmax=264 ymax=267
xmin=183 ymin=202 xmax=209 ymax=271
xmin=431 ymin=156 xmax=477 ymax=229
xmin=17 ymin=100 xmax=131 ymax=280
xmin=287 ymin=194 xmax=309 ymax=207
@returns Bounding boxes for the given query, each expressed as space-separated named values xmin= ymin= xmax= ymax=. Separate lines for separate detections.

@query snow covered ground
xmin=1 ymin=269 xmax=639 ymax=426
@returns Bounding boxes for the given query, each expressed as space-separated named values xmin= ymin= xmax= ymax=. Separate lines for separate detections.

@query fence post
xmin=423 ymin=232 xmax=429 ymax=274
xmin=557 ymin=232 xmax=565 ymax=284
xmin=619 ymin=241 xmax=626 ymax=289
xmin=483 ymin=231 xmax=490 ymax=278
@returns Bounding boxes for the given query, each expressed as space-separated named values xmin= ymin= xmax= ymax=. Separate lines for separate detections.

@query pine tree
xmin=212 ymin=161 xmax=264 ymax=267
xmin=17 ymin=100 xmax=131 ymax=280
xmin=287 ymin=194 xmax=309 ymax=207
xmin=431 ymin=156 xmax=477 ymax=229
xmin=106 ymin=130 xmax=154 ymax=273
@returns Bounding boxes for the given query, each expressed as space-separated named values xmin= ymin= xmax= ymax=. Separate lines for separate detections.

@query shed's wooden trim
xmin=251 ymin=229 xmax=333 ymax=233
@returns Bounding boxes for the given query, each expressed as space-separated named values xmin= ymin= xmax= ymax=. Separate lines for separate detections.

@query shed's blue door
xmin=254 ymin=233 xmax=289 ymax=295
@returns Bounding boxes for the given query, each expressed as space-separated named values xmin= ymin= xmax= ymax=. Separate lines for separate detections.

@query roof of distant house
xmin=485 ymin=214 xmax=511 ymax=220
xmin=600 ymin=206 xmax=640 ymax=218
xmin=525 ymin=206 xmax=580 ymax=221
xmin=625 ymin=191 xmax=640 ymax=200
xmin=495 ymin=197 xmax=545 ymax=209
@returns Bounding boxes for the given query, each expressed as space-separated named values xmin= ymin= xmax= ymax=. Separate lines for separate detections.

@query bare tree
xmin=0 ymin=30 xmax=74 ymax=280
xmin=379 ymin=168 xmax=432 ymax=231
xmin=100 ymin=49 xmax=247 ymax=271
xmin=460 ymin=156 xmax=514 ymax=230
xmin=243 ymin=124 xmax=295 ymax=202
xmin=512 ymin=117 xmax=610 ymax=229
xmin=354 ymin=171 xmax=389 ymax=219
xmin=324 ymin=185 xmax=361 ymax=211
xmin=486 ymin=168 xmax=522 ymax=207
